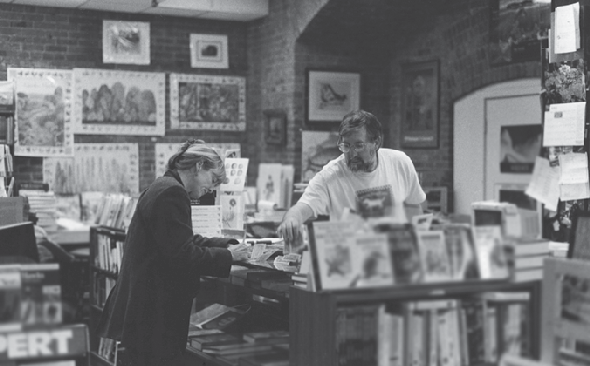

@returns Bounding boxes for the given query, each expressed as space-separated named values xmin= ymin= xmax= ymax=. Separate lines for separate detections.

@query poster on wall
xmin=103 ymin=21 xmax=151 ymax=65
xmin=489 ymin=0 xmax=550 ymax=65
xmin=301 ymin=130 xmax=340 ymax=183
xmin=7 ymin=68 xmax=74 ymax=157
xmin=154 ymin=142 xmax=241 ymax=178
xmin=72 ymin=68 xmax=165 ymax=136
xmin=400 ymin=60 xmax=439 ymax=149
xmin=306 ymin=70 xmax=360 ymax=123
xmin=43 ymin=143 xmax=139 ymax=195
xmin=500 ymin=124 xmax=543 ymax=173
xmin=169 ymin=73 xmax=246 ymax=131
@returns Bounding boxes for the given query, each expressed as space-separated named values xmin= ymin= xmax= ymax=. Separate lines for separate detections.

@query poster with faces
xmin=220 ymin=158 xmax=248 ymax=192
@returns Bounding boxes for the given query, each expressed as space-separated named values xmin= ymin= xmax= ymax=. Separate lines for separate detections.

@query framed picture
xmin=541 ymin=258 xmax=590 ymax=364
xmin=568 ymin=211 xmax=590 ymax=261
xmin=72 ymin=68 xmax=165 ymax=136
xmin=306 ymin=69 xmax=360 ymax=123
xmin=263 ymin=109 xmax=286 ymax=145
xmin=400 ymin=60 xmax=439 ymax=149
xmin=103 ymin=21 xmax=150 ymax=65
xmin=489 ymin=0 xmax=550 ymax=66
xmin=7 ymin=68 xmax=74 ymax=157
xmin=190 ymin=34 xmax=228 ymax=69
xmin=169 ymin=73 xmax=246 ymax=131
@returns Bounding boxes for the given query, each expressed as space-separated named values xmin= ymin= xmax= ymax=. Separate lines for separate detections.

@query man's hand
xmin=277 ymin=215 xmax=303 ymax=243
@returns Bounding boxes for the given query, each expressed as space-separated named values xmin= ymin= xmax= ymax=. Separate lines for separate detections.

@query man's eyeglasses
xmin=337 ymin=142 xmax=372 ymax=153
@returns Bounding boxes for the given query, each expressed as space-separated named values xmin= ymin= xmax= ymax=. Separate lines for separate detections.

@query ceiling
xmin=0 ymin=0 xmax=269 ymax=21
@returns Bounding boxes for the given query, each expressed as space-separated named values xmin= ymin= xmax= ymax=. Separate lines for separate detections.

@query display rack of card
xmin=532 ymin=0 xmax=590 ymax=241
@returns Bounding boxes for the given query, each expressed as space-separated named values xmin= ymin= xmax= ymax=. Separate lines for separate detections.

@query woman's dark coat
xmin=98 ymin=170 xmax=233 ymax=363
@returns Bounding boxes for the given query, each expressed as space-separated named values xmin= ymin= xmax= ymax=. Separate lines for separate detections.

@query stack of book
xmin=506 ymin=238 xmax=550 ymax=282
xmin=19 ymin=189 xmax=57 ymax=231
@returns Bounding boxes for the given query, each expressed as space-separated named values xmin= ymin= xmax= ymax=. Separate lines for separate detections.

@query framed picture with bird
xmin=103 ymin=21 xmax=150 ymax=65
xmin=306 ymin=69 xmax=361 ymax=123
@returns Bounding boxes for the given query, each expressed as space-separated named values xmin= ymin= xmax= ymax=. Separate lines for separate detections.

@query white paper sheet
xmin=525 ymin=157 xmax=560 ymax=211
xmin=554 ymin=2 xmax=579 ymax=54
xmin=558 ymin=153 xmax=589 ymax=184
xmin=560 ymin=182 xmax=590 ymax=201
xmin=543 ymin=102 xmax=585 ymax=146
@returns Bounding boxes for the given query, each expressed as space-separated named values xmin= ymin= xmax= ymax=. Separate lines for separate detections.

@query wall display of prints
xmin=72 ymin=68 xmax=165 ymax=136
xmin=169 ymin=73 xmax=246 ymax=131
xmin=154 ymin=142 xmax=241 ymax=178
xmin=7 ymin=68 xmax=74 ymax=157
xmin=301 ymin=130 xmax=340 ymax=183
xmin=42 ymin=143 xmax=139 ymax=195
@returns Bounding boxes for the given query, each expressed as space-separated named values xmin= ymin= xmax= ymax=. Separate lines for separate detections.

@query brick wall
xmin=5 ymin=1 xmax=544 ymax=211
xmin=1 ymin=3 xmax=248 ymax=191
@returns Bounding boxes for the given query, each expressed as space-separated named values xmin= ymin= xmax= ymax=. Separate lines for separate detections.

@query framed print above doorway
xmin=306 ymin=69 xmax=360 ymax=123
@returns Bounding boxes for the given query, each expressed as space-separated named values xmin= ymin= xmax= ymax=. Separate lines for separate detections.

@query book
xmin=238 ymin=350 xmax=290 ymax=366
xmin=355 ymin=231 xmax=394 ymax=287
xmin=432 ymin=223 xmax=480 ymax=280
xmin=243 ymin=330 xmax=289 ymax=343
xmin=202 ymin=342 xmax=273 ymax=355
xmin=416 ymin=230 xmax=451 ymax=282
xmin=0 ymin=264 xmax=21 ymax=332
xmin=189 ymin=332 xmax=243 ymax=351
xmin=384 ymin=227 xmax=422 ymax=284
xmin=20 ymin=263 xmax=62 ymax=328
xmin=510 ymin=238 xmax=550 ymax=256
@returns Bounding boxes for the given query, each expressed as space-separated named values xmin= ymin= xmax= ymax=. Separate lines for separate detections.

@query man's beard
xmin=347 ymin=149 xmax=377 ymax=172
xmin=347 ymin=156 xmax=373 ymax=172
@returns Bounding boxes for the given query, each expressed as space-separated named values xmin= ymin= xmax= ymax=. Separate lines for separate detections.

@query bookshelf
xmin=289 ymin=279 xmax=542 ymax=366
xmin=88 ymin=225 xmax=125 ymax=366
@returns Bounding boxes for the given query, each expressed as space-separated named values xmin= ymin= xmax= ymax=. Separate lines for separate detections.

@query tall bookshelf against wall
xmin=88 ymin=226 xmax=125 ymax=366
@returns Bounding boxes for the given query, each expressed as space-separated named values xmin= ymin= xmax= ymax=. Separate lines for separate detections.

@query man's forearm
xmin=283 ymin=202 xmax=314 ymax=224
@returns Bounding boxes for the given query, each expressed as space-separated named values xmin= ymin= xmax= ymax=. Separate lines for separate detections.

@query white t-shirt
xmin=299 ymin=149 xmax=426 ymax=222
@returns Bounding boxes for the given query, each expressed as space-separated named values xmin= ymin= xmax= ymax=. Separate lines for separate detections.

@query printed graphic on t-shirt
xmin=356 ymin=185 xmax=393 ymax=218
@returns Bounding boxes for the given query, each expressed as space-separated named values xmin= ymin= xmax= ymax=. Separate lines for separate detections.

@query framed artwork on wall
xmin=169 ymin=73 xmax=246 ymax=131
xmin=72 ymin=68 xmax=165 ymax=136
xmin=489 ymin=0 xmax=550 ymax=66
xmin=306 ymin=69 xmax=360 ymax=123
xmin=190 ymin=34 xmax=229 ymax=69
xmin=7 ymin=68 xmax=74 ymax=157
xmin=400 ymin=60 xmax=439 ymax=149
xmin=103 ymin=21 xmax=150 ymax=65
xmin=263 ymin=109 xmax=286 ymax=145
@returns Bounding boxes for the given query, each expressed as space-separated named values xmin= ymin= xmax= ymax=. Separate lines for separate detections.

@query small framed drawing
xmin=541 ymin=258 xmax=590 ymax=364
xmin=190 ymin=34 xmax=228 ymax=69
xmin=263 ymin=109 xmax=286 ymax=145
xmin=567 ymin=211 xmax=590 ymax=260
xmin=400 ymin=60 xmax=439 ymax=149
xmin=103 ymin=21 xmax=150 ymax=65
xmin=306 ymin=69 xmax=360 ymax=123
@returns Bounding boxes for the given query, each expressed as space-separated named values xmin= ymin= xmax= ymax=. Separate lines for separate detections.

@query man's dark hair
xmin=338 ymin=110 xmax=383 ymax=144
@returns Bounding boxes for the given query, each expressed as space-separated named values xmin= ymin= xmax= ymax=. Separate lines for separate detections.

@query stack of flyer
xmin=506 ymin=238 xmax=551 ymax=282
xmin=191 ymin=205 xmax=222 ymax=238
xmin=19 ymin=189 xmax=58 ymax=231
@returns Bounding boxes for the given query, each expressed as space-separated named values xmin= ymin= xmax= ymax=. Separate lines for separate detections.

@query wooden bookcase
xmin=89 ymin=225 xmax=125 ymax=366
xmin=289 ymin=279 xmax=542 ymax=366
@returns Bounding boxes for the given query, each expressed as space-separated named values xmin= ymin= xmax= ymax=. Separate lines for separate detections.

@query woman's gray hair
xmin=166 ymin=139 xmax=228 ymax=185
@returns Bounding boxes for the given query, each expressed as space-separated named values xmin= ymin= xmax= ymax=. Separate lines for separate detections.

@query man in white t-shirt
xmin=278 ymin=109 xmax=426 ymax=244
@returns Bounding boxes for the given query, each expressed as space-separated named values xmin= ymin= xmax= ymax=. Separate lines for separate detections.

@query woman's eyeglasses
xmin=337 ymin=142 xmax=372 ymax=153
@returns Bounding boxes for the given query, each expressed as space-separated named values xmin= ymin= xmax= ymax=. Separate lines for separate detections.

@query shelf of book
xmin=289 ymin=279 xmax=542 ymax=366
xmin=89 ymin=225 xmax=125 ymax=366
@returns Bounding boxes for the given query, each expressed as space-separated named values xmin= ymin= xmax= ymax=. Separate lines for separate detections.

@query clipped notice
xmin=543 ymin=102 xmax=585 ymax=147
xmin=525 ymin=156 xmax=560 ymax=211
xmin=554 ymin=2 xmax=580 ymax=54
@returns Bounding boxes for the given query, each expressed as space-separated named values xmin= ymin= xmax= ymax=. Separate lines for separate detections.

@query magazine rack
xmin=289 ymin=279 xmax=542 ymax=366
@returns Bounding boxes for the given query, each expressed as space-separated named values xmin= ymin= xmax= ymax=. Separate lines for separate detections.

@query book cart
xmin=289 ymin=279 xmax=542 ymax=366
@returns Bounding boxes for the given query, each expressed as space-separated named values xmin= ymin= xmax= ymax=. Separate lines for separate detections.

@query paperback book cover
xmin=384 ymin=228 xmax=422 ymax=284
xmin=20 ymin=263 xmax=62 ymax=328
xmin=189 ymin=332 xmax=243 ymax=351
xmin=0 ymin=264 xmax=21 ymax=332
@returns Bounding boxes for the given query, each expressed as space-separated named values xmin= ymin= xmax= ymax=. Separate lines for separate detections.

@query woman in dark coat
xmin=98 ymin=139 xmax=248 ymax=365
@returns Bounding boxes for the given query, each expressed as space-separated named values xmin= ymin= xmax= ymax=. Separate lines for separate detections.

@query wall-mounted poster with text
xmin=43 ymin=143 xmax=139 ymax=194
xmin=169 ymin=73 xmax=246 ymax=131
xmin=72 ymin=68 xmax=165 ymax=136
xmin=7 ymin=68 xmax=74 ymax=157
